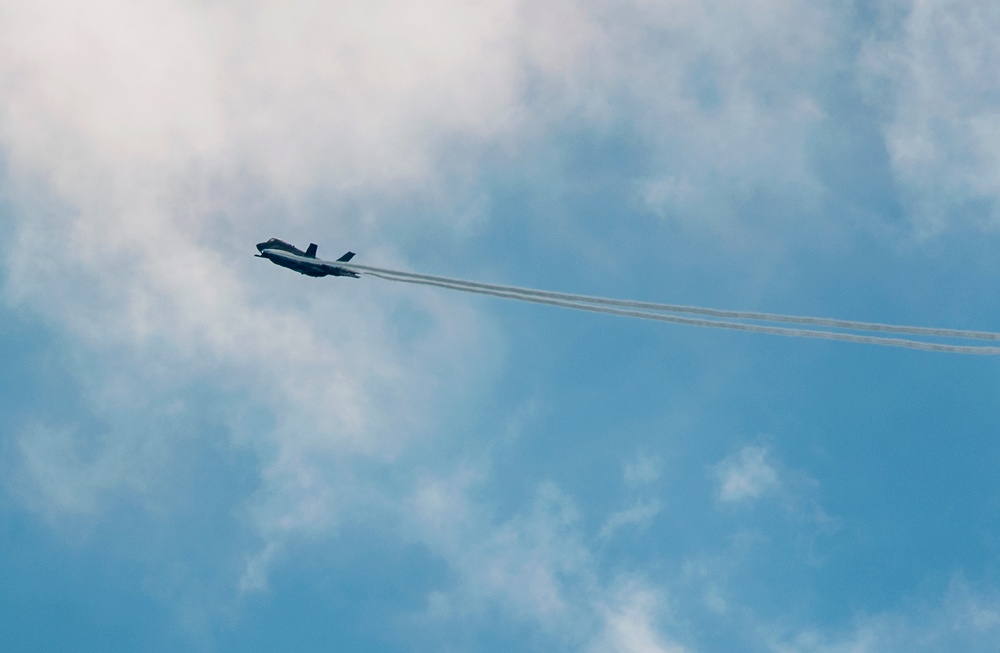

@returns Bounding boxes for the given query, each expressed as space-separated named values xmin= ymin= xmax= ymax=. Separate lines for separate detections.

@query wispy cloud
xmin=599 ymin=498 xmax=662 ymax=539
xmin=591 ymin=581 xmax=689 ymax=653
xmin=861 ymin=0 xmax=1000 ymax=234
xmin=409 ymin=477 xmax=590 ymax=624
xmin=405 ymin=469 xmax=690 ymax=650
xmin=713 ymin=445 xmax=780 ymax=504
xmin=5 ymin=422 xmax=152 ymax=517
xmin=624 ymin=453 xmax=662 ymax=488
xmin=766 ymin=576 xmax=1000 ymax=653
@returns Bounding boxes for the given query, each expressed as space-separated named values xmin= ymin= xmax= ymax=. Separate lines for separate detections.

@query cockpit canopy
xmin=256 ymin=238 xmax=306 ymax=256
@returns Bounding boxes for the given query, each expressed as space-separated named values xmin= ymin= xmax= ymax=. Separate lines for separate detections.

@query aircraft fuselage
xmin=256 ymin=239 xmax=360 ymax=278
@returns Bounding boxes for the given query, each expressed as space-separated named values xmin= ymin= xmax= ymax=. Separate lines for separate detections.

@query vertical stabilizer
xmin=305 ymin=243 xmax=318 ymax=258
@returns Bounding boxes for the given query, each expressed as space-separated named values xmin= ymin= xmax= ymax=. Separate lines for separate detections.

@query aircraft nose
xmin=256 ymin=242 xmax=268 ymax=253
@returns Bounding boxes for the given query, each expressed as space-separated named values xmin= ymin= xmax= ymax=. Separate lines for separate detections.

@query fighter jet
xmin=256 ymin=238 xmax=360 ymax=278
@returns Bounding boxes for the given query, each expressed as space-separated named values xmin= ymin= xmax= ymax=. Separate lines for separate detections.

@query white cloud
xmin=608 ymin=0 xmax=835 ymax=233
xmin=591 ymin=582 xmax=689 ymax=653
xmin=766 ymin=577 xmax=1000 ymax=653
xmin=4 ymin=422 xmax=153 ymax=517
xmin=711 ymin=445 xmax=837 ymax=544
xmin=624 ymin=453 xmax=662 ymax=488
xmin=405 ymin=470 xmax=691 ymax=650
xmin=409 ymin=478 xmax=590 ymax=623
xmin=599 ymin=498 xmax=662 ymax=539
xmin=0 ymin=0 xmax=575 ymax=195
xmin=861 ymin=0 xmax=1000 ymax=234
xmin=679 ymin=558 xmax=731 ymax=616
xmin=714 ymin=445 xmax=780 ymax=503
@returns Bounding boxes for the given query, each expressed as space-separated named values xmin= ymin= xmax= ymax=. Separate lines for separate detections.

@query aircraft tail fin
xmin=305 ymin=243 xmax=318 ymax=258
xmin=337 ymin=251 xmax=356 ymax=262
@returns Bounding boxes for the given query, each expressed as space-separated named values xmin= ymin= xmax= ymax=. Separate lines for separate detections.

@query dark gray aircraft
xmin=256 ymin=238 xmax=360 ymax=278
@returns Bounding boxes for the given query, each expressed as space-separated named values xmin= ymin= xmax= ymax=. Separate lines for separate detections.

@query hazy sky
xmin=3 ymin=1 xmax=1000 ymax=651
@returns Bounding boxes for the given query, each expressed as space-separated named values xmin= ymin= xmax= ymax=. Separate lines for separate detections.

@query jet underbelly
xmin=285 ymin=260 xmax=327 ymax=277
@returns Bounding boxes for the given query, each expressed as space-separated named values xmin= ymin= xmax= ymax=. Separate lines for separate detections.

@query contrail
xmin=353 ymin=267 xmax=1000 ymax=355
xmin=344 ymin=262 xmax=1000 ymax=342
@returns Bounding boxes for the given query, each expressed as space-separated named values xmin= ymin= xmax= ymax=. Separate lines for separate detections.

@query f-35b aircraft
xmin=256 ymin=238 xmax=360 ymax=278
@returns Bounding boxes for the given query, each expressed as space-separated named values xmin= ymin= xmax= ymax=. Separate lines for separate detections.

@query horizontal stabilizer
xmin=337 ymin=251 xmax=356 ymax=262
xmin=305 ymin=243 xmax=318 ymax=258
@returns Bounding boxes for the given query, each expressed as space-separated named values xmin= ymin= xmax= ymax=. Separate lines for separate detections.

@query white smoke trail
xmin=358 ymin=268 xmax=1000 ymax=355
xmin=344 ymin=263 xmax=1000 ymax=342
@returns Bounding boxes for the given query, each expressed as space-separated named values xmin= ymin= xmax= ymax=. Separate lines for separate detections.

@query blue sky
xmin=3 ymin=0 xmax=1000 ymax=651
